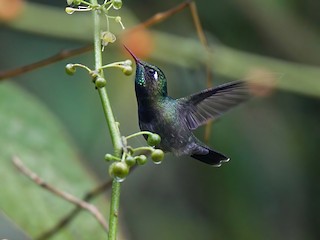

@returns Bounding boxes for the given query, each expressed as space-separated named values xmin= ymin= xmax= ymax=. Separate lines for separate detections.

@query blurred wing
xmin=180 ymin=81 xmax=250 ymax=130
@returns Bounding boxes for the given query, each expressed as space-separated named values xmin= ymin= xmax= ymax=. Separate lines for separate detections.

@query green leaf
xmin=0 ymin=82 xmax=109 ymax=239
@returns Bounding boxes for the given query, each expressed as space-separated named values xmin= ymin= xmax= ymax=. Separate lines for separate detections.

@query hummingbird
xmin=125 ymin=47 xmax=251 ymax=166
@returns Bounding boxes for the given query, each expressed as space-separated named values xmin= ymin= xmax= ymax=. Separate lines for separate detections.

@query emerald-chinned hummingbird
xmin=125 ymin=47 xmax=250 ymax=166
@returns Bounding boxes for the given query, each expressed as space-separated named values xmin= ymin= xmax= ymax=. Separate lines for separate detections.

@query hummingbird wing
xmin=180 ymin=81 xmax=250 ymax=130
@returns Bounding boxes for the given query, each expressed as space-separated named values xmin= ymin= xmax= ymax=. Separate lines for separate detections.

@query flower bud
xmin=109 ymin=162 xmax=129 ymax=181
xmin=101 ymin=31 xmax=116 ymax=46
xmin=115 ymin=16 xmax=122 ymax=23
xmin=65 ymin=7 xmax=75 ymax=15
xmin=147 ymin=134 xmax=161 ymax=146
xmin=104 ymin=153 xmax=113 ymax=161
xmin=112 ymin=0 xmax=122 ymax=10
xmin=65 ymin=64 xmax=76 ymax=75
xmin=125 ymin=156 xmax=136 ymax=167
xmin=135 ymin=155 xmax=147 ymax=165
xmin=95 ymin=77 xmax=106 ymax=88
xmin=123 ymin=59 xmax=132 ymax=66
xmin=122 ymin=66 xmax=133 ymax=76
xmin=151 ymin=149 xmax=164 ymax=164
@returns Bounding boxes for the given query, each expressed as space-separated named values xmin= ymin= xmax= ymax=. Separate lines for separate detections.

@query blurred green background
xmin=1 ymin=0 xmax=319 ymax=239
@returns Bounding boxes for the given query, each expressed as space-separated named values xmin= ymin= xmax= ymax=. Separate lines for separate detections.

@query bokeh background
xmin=1 ymin=0 xmax=319 ymax=239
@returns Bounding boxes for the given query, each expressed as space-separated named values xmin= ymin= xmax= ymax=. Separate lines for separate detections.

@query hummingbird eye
xmin=147 ymin=68 xmax=159 ymax=81
xmin=147 ymin=68 xmax=154 ymax=74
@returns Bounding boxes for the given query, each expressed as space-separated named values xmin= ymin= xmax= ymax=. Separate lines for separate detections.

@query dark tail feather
xmin=191 ymin=148 xmax=230 ymax=166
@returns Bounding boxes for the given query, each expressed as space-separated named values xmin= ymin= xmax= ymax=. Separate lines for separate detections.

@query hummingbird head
xmin=124 ymin=46 xmax=168 ymax=99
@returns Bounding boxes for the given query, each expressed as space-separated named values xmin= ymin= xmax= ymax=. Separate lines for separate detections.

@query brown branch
xmin=0 ymin=1 xmax=187 ymax=82
xmin=12 ymin=156 xmax=108 ymax=234
xmin=0 ymin=1 xmax=213 ymax=86
xmin=0 ymin=45 xmax=93 ymax=81
xmin=36 ymin=165 xmax=136 ymax=239
xmin=0 ymin=1 xmax=194 ymax=82
xmin=187 ymin=1 xmax=214 ymax=143
xmin=36 ymin=179 xmax=112 ymax=240
xmin=129 ymin=1 xmax=192 ymax=31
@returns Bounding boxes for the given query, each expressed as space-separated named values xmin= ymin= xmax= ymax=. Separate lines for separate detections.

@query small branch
xmin=12 ymin=156 xmax=108 ymax=233
xmin=187 ymin=1 xmax=214 ymax=143
xmin=36 ymin=180 xmax=112 ymax=240
xmin=0 ymin=2 xmax=198 ymax=82
xmin=129 ymin=1 xmax=191 ymax=31
xmin=36 ymin=165 xmax=136 ymax=240
xmin=0 ymin=45 xmax=93 ymax=81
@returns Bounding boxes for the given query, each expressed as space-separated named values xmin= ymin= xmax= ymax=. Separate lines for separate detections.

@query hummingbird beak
xmin=123 ymin=45 xmax=140 ymax=64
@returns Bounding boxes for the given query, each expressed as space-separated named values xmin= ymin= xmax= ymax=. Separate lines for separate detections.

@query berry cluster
xmin=105 ymin=132 xmax=164 ymax=182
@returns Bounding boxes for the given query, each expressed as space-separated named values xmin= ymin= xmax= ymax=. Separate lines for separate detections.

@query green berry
xmin=115 ymin=16 xmax=125 ymax=29
xmin=123 ymin=59 xmax=132 ymax=66
xmin=151 ymin=149 xmax=164 ymax=163
xmin=115 ymin=16 xmax=122 ymax=23
xmin=136 ymin=155 xmax=147 ymax=165
xmin=112 ymin=0 xmax=122 ymax=10
xmin=147 ymin=134 xmax=161 ymax=146
xmin=67 ymin=0 xmax=81 ymax=5
xmin=104 ymin=153 xmax=113 ymax=161
xmin=95 ymin=77 xmax=106 ymax=88
xmin=65 ymin=7 xmax=75 ymax=14
xmin=122 ymin=66 xmax=133 ymax=76
xmin=65 ymin=64 xmax=76 ymax=75
xmin=109 ymin=162 xmax=129 ymax=180
xmin=125 ymin=156 xmax=136 ymax=167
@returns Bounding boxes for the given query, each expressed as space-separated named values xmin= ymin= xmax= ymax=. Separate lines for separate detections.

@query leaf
xmin=0 ymin=82 xmax=109 ymax=239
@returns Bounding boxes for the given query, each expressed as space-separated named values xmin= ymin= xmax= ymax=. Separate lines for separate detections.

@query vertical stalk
xmin=91 ymin=1 xmax=122 ymax=239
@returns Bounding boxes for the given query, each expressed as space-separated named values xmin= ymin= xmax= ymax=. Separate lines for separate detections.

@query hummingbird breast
xmin=138 ymin=97 xmax=196 ymax=156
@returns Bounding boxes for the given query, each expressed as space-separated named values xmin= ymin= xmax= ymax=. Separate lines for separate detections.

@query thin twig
xmin=0 ymin=2 xmax=190 ymax=81
xmin=129 ymin=1 xmax=191 ymax=31
xmin=0 ymin=45 xmax=93 ymax=80
xmin=0 ymin=2 xmax=212 ymax=84
xmin=36 ymin=180 xmax=112 ymax=240
xmin=187 ymin=1 xmax=214 ymax=143
xmin=37 ymin=166 xmax=136 ymax=239
xmin=12 ymin=156 xmax=108 ymax=233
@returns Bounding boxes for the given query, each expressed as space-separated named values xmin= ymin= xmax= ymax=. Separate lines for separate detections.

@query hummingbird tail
xmin=191 ymin=147 xmax=229 ymax=166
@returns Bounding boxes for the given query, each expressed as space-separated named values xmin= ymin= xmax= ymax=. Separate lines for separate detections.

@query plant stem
xmin=126 ymin=131 xmax=153 ymax=140
xmin=91 ymin=1 xmax=122 ymax=239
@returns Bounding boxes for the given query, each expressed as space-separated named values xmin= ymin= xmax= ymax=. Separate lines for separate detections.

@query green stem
xmin=72 ymin=63 xmax=92 ymax=72
xmin=100 ymin=61 xmax=125 ymax=70
xmin=132 ymin=146 xmax=154 ymax=155
xmin=91 ymin=1 xmax=122 ymax=239
xmin=126 ymin=131 xmax=153 ymax=140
